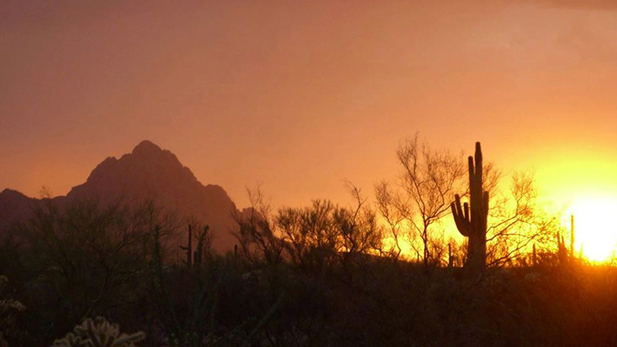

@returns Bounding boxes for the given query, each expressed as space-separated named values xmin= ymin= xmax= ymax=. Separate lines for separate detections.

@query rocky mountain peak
xmin=132 ymin=140 xmax=162 ymax=155
xmin=0 ymin=141 xmax=240 ymax=255
xmin=62 ymin=141 xmax=238 ymax=253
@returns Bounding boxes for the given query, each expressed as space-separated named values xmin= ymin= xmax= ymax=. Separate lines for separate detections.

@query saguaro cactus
xmin=451 ymin=142 xmax=489 ymax=273
xmin=180 ymin=225 xmax=210 ymax=270
xmin=180 ymin=225 xmax=193 ymax=268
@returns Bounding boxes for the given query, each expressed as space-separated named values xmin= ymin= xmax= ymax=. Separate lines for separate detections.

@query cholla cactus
xmin=0 ymin=275 xmax=26 ymax=346
xmin=51 ymin=316 xmax=145 ymax=347
xmin=0 ymin=298 xmax=25 ymax=314
xmin=0 ymin=276 xmax=26 ymax=314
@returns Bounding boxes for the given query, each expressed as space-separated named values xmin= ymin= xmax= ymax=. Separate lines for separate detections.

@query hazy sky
xmin=2 ymin=0 xmax=617 ymax=210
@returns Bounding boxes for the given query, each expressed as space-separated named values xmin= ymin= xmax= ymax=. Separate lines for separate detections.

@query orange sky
xmin=1 ymin=0 xmax=617 ymax=212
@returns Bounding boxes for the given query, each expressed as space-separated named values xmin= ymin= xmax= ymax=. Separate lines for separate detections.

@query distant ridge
xmin=0 ymin=141 xmax=241 ymax=253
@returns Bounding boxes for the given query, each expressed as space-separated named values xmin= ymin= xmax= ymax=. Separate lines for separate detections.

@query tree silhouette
xmin=232 ymin=188 xmax=286 ymax=267
xmin=234 ymin=185 xmax=382 ymax=274
xmin=19 ymin=199 xmax=176 ymax=340
xmin=376 ymin=135 xmax=465 ymax=266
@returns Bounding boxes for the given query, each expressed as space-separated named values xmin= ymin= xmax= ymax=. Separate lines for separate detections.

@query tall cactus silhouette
xmin=180 ymin=225 xmax=210 ymax=270
xmin=451 ymin=142 xmax=489 ymax=273
xmin=180 ymin=225 xmax=193 ymax=268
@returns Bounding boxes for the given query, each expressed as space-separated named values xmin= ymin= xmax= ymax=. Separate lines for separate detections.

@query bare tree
xmin=375 ymin=181 xmax=407 ymax=259
xmin=485 ymin=171 xmax=561 ymax=267
xmin=376 ymin=135 xmax=466 ymax=266
xmin=21 ymin=198 xmax=176 ymax=325
xmin=234 ymin=183 xmax=382 ymax=274
xmin=278 ymin=197 xmax=382 ymax=273
xmin=336 ymin=182 xmax=383 ymax=262
xmin=232 ymin=187 xmax=285 ymax=266
xmin=278 ymin=200 xmax=340 ymax=273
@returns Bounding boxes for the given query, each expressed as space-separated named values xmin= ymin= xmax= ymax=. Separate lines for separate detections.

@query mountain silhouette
xmin=0 ymin=140 xmax=241 ymax=254
xmin=0 ymin=189 xmax=35 ymax=235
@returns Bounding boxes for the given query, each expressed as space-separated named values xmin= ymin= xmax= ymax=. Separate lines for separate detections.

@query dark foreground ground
xmin=2 ymin=243 xmax=617 ymax=347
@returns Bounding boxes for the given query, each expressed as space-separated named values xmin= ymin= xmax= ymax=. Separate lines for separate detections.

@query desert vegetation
xmin=1 ymin=141 xmax=616 ymax=346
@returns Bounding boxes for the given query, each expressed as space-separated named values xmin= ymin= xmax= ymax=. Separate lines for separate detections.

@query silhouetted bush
xmin=3 ymin=196 xmax=617 ymax=346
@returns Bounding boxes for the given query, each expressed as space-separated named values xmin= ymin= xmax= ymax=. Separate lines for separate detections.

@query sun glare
xmin=568 ymin=197 xmax=617 ymax=263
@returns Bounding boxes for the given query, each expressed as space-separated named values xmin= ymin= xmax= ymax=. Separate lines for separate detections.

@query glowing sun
xmin=569 ymin=197 xmax=617 ymax=263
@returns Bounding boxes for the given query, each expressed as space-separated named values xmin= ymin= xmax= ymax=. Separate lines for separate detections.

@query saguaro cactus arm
xmin=451 ymin=195 xmax=470 ymax=237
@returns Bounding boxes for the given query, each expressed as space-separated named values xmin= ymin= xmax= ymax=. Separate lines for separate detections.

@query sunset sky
xmin=2 ymin=1 xmax=617 ymax=253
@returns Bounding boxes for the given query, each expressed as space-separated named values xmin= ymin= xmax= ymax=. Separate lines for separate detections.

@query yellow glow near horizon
xmin=568 ymin=197 xmax=617 ymax=263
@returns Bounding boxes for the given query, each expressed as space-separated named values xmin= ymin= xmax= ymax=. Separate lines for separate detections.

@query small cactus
xmin=51 ymin=316 xmax=145 ymax=347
